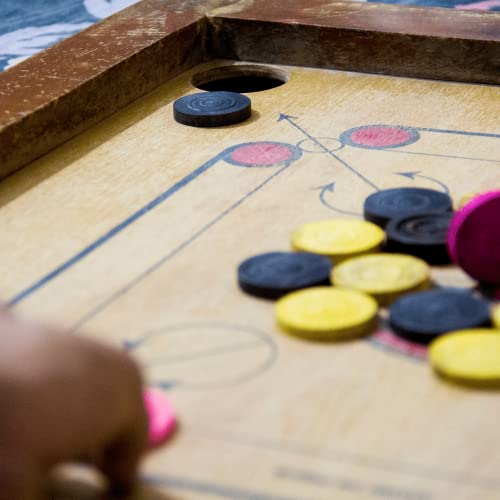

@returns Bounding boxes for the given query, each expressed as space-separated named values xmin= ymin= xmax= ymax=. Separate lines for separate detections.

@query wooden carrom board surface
xmin=0 ymin=1 xmax=499 ymax=499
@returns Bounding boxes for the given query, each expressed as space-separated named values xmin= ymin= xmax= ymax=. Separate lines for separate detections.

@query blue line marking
xmin=9 ymin=142 xmax=302 ymax=308
xmin=8 ymin=152 xmax=227 ymax=307
xmin=416 ymin=127 xmax=500 ymax=139
xmin=145 ymin=473 xmax=308 ymax=500
xmin=278 ymin=114 xmax=380 ymax=191
xmin=196 ymin=428 xmax=500 ymax=490
xmin=387 ymin=149 xmax=500 ymax=164
xmin=72 ymin=162 xmax=293 ymax=330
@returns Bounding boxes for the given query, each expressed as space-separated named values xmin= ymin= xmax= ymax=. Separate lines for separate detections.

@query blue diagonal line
xmin=281 ymin=115 xmax=380 ymax=191
xmin=8 ymin=152 xmax=226 ymax=307
xmin=72 ymin=162 xmax=292 ymax=331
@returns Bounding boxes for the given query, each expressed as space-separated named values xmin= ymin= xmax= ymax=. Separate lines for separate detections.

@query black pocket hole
xmin=192 ymin=65 xmax=288 ymax=93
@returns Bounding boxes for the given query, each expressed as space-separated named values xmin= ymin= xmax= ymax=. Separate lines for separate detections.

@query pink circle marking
xmin=230 ymin=143 xmax=293 ymax=166
xmin=350 ymin=126 xmax=412 ymax=148
xmin=447 ymin=190 xmax=500 ymax=285
xmin=143 ymin=389 xmax=177 ymax=447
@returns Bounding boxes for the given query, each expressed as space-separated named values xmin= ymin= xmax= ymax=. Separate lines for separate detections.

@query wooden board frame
xmin=0 ymin=0 xmax=499 ymax=180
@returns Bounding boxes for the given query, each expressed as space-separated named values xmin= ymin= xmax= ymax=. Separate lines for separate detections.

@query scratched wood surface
xmin=2 ymin=60 xmax=500 ymax=499
xmin=1 ymin=0 xmax=499 ymax=179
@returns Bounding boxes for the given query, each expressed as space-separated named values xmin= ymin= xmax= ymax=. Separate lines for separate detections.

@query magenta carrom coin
xmin=143 ymin=389 xmax=177 ymax=447
xmin=448 ymin=191 xmax=500 ymax=284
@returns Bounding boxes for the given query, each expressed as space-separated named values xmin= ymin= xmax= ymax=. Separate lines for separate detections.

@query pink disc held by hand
xmin=143 ymin=389 xmax=177 ymax=447
xmin=447 ymin=191 xmax=500 ymax=284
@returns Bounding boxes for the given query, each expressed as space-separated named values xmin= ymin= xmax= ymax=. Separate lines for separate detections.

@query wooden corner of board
xmin=0 ymin=0 xmax=211 ymax=180
xmin=0 ymin=0 xmax=499 ymax=180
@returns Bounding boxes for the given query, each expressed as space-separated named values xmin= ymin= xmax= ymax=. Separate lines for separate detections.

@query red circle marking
xmin=372 ymin=330 xmax=428 ymax=360
xmin=350 ymin=126 xmax=412 ymax=148
xmin=230 ymin=143 xmax=293 ymax=166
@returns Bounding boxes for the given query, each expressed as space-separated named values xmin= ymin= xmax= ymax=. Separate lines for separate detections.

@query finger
xmin=0 ymin=459 xmax=42 ymax=500
xmin=99 ymin=405 xmax=148 ymax=496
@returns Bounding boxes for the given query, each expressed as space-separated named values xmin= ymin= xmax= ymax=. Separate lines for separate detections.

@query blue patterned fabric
xmin=0 ymin=0 xmax=498 ymax=72
xmin=0 ymin=1 xmax=139 ymax=71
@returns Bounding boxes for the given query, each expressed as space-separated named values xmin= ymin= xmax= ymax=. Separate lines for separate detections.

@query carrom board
xmin=0 ymin=1 xmax=499 ymax=499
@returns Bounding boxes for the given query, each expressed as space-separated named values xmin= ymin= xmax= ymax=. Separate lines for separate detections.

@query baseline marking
xmin=417 ymin=127 xmax=500 ymax=139
xmin=145 ymin=474 xmax=307 ymax=500
xmin=72 ymin=161 xmax=294 ymax=330
xmin=194 ymin=428 xmax=500 ymax=491
xmin=387 ymin=149 xmax=500 ymax=164
xmin=340 ymin=124 xmax=500 ymax=163
xmin=8 ymin=142 xmax=300 ymax=307
xmin=8 ymin=154 xmax=221 ymax=306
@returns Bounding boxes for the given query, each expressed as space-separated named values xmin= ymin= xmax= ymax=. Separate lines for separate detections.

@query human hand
xmin=0 ymin=309 xmax=147 ymax=499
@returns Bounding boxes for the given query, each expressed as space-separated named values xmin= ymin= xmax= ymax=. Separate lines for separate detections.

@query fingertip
xmin=100 ymin=405 xmax=148 ymax=497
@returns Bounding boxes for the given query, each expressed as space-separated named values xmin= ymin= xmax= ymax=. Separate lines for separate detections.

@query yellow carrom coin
xmin=429 ymin=329 xmax=500 ymax=388
xmin=331 ymin=253 xmax=431 ymax=305
xmin=276 ymin=286 xmax=378 ymax=341
xmin=291 ymin=219 xmax=384 ymax=263
xmin=457 ymin=192 xmax=480 ymax=210
xmin=493 ymin=305 xmax=500 ymax=329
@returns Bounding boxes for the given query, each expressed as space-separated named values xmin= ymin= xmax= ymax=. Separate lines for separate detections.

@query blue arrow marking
xmin=279 ymin=114 xmax=380 ymax=191
xmin=395 ymin=171 xmax=450 ymax=194
xmin=313 ymin=182 xmax=360 ymax=216
xmin=154 ymin=380 xmax=179 ymax=390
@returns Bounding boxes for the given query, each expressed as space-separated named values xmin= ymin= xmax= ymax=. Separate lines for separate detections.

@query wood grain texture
xmin=209 ymin=3 xmax=500 ymax=82
xmin=0 ymin=0 xmax=499 ymax=180
xmin=2 ymin=60 xmax=499 ymax=499
xmin=0 ymin=0 xmax=208 ymax=179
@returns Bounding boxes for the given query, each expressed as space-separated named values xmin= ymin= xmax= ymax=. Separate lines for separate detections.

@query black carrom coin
xmin=389 ymin=288 xmax=491 ymax=344
xmin=364 ymin=188 xmax=453 ymax=228
xmin=385 ymin=212 xmax=454 ymax=264
xmin=238 ymin=251 xmax=333 ymax=299
xmin=174 ymin=91 xmax=251 ymax=127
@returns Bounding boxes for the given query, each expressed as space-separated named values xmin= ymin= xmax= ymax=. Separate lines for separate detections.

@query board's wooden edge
xmin=208 ymin=2 xmax=500 ymax=84
xmin=0 ymin=0 xmax=208 ymax=179
xmin=0 ymin=0 xmax=499 ymax=179
xmin=214 ymin=0 xmax=500 ymax=41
